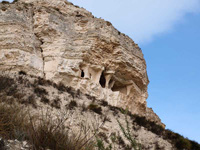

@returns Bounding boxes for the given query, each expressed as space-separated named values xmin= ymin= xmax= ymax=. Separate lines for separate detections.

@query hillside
xmin=0 ymin=0 xmax=200 ymax=149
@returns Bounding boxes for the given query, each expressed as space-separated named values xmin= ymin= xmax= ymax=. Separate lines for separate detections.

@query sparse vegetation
xmin=34 ymin=87 xmax=48 ymax=97
xmin=88 ymin=103 xmax=102 ymax=115
xmin=27 ymin=111 xmax=95 ymax=150
xmin=117 ymin=113 xmax=141 ymax=150
xmin=1 ymin=1 xmax=9 ymax=4
xmin=0 ymin=75 xmax=15 ymax=92
xmin=101 ymin=100 xmax=108 ymax=107
xmin=95 ymin=137 xmax=112 ymax=150
xmin=0 ymin=101 xmax=95 ymax=150
xmin=67 ymin=100 xmax=78 ymax=110
xmin=40 ymin=96 xmax=49 ymax=104
xmin=0 ymin=73 xmax=199 ymax=150
xmin=12 ymin=0 xmax=18 ymax=3
xmin=133 ymin=115 xmax=165 ymax=135
xmin=0 ymin=102 xmax=28 ymax=140
xmin=51 ymin=97 xmax=61 ymax=109
xmin=164 ymin=129 xmax=200 ymax=150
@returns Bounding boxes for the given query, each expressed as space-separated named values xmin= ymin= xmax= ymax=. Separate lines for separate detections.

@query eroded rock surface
xmin=0 ymin=0 xmax=162 ymax=126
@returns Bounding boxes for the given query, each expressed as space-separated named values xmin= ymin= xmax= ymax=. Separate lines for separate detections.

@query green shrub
xmin=96 ymin=137 xmax=112 ymax=150
xmin=117 ymin=114 xmax=141 ymax=150
xmin=175 ymin=137 xmax=191 ymax=150
xmin=133 ymin=115 xmax=164 ymax=135
xmin=88 ymin=103 xmax=102 ymax=115
xmin=190 ymin=140 xmax=200 ymax=150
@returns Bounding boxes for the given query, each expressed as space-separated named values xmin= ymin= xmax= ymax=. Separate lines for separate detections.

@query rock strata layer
xmin=0 ymin=0 xmax=163 ymax=126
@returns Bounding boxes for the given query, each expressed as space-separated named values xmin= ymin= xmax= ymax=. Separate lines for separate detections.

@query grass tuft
xmin=0 ymin=101 xmax=95 ymax=150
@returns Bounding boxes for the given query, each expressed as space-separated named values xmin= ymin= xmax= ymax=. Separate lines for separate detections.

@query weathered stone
xmin=0 ymin=0 xmax=163 ymax=126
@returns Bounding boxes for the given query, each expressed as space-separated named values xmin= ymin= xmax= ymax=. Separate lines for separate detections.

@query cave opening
xmin=99 ymin=72 xmax=106 ymax=88
xmin=81 ymin=70 xmax=84 ymax=78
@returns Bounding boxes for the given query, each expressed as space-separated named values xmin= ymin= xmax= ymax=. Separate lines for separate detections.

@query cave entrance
xmin=81 ymin=70 xmax=84 ymax=78
xmin=99 ymin=72 xmax=106 ymax=88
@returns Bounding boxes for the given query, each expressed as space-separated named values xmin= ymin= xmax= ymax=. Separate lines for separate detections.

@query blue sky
xmin=2 ymin=0 xmax=200 ymax=143
xmin=68 ymin=0 xmax=200 ymax=143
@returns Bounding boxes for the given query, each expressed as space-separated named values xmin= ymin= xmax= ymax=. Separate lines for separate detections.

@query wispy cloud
xmin=69 ymin=0 xmax=200 ymax=44
xmin=2 ymin=0 xmax=200 ymax=44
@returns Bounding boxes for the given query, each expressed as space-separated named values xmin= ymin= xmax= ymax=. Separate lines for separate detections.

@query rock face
xmin=0 ymin=0 xmax=162 ymax=126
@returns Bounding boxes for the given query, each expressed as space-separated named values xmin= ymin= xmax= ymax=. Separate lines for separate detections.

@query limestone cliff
xmin=0 ymin=0 xmax=161 ymax=126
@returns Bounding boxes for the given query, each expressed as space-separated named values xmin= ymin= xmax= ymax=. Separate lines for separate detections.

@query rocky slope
xmin=1 ymin=73 xmax=200 ymax=150
xmin=0 ymin=73 xmax=174 ymax=150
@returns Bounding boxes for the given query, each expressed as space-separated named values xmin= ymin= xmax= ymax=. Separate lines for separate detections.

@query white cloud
xmin=1 ymin=0 xmax=200 ymax=44
xmin=69 ymin=0 xmax=200 ymax=44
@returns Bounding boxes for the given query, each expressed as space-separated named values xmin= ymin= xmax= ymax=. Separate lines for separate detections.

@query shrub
xmin=95 ymin=137 xmax=112 ymax=150
xmin=0 ymin=76 xmax=15 ymax=92
xmin=12 ymin=0 xmax=18 ymax=3
xmin=0 ymin=101 xmax=95 ymax=150
xmin=98 ymin=132 xmax=108 ymax=143
xmin=6 ymin=85 xmax=18 ymax=96
xmin=51 ymin=97 xmax=61 ymax=109
xmin=106 ymin=21 xmax=112 ymax=26
xmin=0 ymin=102 xmax=28 ymax=140
xmin=163 ymin=129 xmax=200 ymax=150
xmin=117 ymin=115 xmax=141 ymax=150
xmin=190 ymin=140 xmax=200 ymax=150
xmin=88 ymin=103 xmax=102 ymax=115
xmin=85 ymin=94 xmax=96 ymax=101
xmin=133 ymin=115 xmax=164 ymax=135
xmin=175 ymin=137 xmax=191 ymax=150
xmin=56 ymin=83 xmax=76 ymax=98
xmin=40 ymin=96 xmax=49 ymax=104
xmin=57 ymin=83 xmax=66 ymax=92
xmin=1 ymin=1 xmax=10 ymax=4
xmin=27 ymin=95 xmax=37 ymax=108
xmin=101 ymin=101 xmax=108 ymax=107
xmin=34 ymin=87 xmax=48 ymax=97
xmin=67 ymin=100 xmax=77 ymax=110
xmin=27 ymin=113 xmax=95 ymax=150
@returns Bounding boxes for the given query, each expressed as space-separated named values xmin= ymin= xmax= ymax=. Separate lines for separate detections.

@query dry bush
xmin=67 ymin=100 xmax=77 ymax=110
xmin=0 ymin=101 xmax=28 ymax=140
xmin=27 ymin=110 xmax=95 ymax=150
xmin=88 ymin=103 xmax=102 ymax=115
xmin=0 ymin=100 xmax=96 ymax=150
